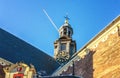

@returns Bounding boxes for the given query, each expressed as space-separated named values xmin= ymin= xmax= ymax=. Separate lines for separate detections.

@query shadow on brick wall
xmin=61 ymin=50 xmax=95 ymax=78
xmin=78 ymin=51 xmax=95 ymax=78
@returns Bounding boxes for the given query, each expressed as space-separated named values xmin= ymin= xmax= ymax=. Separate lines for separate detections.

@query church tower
xmin=54 ymin=16 xmax=76 ymax=64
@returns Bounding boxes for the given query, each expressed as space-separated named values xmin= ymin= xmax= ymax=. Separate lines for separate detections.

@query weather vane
xmin=64 ymin=13 xmax=70 ymax=24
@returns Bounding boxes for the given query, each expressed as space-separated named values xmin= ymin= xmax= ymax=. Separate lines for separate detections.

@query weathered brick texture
xmin=61 ymin=51 xmax=94 ymax=78
xmin=93 ymin=32 xmax=120 ymax=78
xmin=61 ymin=31 xmax=120 ymax=78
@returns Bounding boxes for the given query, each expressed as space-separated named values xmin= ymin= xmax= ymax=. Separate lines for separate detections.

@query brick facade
xmin=60 ymin=32 xmax=120 ymax=78
xmin=93 ymin=32 xmax=120 ymax=78
xmin=52 ymin=16 xmax=120 ymax=78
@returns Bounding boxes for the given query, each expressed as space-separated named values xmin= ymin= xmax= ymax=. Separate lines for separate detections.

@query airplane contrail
xmin=43 ymin=9 xmax=59 ymax=32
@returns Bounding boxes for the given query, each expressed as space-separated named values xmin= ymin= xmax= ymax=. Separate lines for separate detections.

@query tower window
xmin=64 ymin=32 xmax=67 ymax=35
xmin=64 ymin=28 xmax=67 ymax=31
xmin=55 ymin=45 xmax=57 ymax=49
xmin=68 ymin=31 xmax=71 ymax=37
xmin=64 ymin=28 xmax=67 ymax=35
xmin=61 ymin=43 xmax=66 ymax=51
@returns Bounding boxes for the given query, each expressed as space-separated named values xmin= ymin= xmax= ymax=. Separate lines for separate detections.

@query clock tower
xmin=54 ymin=16 xmax=76 ymax=64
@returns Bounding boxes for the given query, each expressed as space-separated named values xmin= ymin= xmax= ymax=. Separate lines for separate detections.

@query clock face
xmin=56 ymin=51 xmax=70 ymax=63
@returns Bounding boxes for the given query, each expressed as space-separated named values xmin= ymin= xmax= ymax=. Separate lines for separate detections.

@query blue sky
xmin=0 ymin=0 xmax=120 ymax=56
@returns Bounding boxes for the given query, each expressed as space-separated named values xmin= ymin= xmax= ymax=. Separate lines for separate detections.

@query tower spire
xmin=64 ymin=14 xmax=69 ymax=24
xmin=54 ymin=16 xmax=76 ymax=64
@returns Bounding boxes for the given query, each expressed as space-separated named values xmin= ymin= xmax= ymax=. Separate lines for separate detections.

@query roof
xmin=59 ymin=23 xmax=72 ymax=31
xmin=0 ymin=28 xmax=60 ymax=75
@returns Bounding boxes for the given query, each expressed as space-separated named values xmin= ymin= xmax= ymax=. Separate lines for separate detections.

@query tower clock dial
xmin=56 ymin=51 xmax=70 ymax=63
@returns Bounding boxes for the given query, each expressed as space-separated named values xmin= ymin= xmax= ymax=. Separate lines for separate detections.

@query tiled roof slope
xmin=0 ymin=28 xmax=60 ymax=75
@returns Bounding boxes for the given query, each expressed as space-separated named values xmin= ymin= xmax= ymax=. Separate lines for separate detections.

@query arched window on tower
xmin=64 ymin=28 xmax=67 ymax=35
xmin=68 ymin=31 xmax=71 ymax=37
xmin=60 ymin=32 xmax=62 ymax=36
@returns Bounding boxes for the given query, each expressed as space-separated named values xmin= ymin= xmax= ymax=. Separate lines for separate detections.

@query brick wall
xmin=93 ymin=32 xmax=120 ymax=78
xmin=61 ymin=50 xmax=94 ymax=78
xmin=60 ymin=31 xmax=120 ymax=78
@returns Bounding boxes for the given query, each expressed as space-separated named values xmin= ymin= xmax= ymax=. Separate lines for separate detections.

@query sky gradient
xmin=0 ymin=0 xmax=120 ymax=56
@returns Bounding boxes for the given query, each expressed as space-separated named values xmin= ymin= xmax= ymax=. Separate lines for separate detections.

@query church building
xmin=52 ymin=15 xmax=120 ymax=78
xmin=0 ymin=15 xmax=120 ymax=78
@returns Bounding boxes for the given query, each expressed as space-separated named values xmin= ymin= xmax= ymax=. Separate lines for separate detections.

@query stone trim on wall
xmin=52 ymin=15 xmax=120 ymax=76
xmin=0 ymin=58 xmax=13 ymax=66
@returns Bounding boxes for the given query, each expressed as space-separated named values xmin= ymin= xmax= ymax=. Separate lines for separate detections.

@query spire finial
xmin=64 ymin=13 xmax=70 ymax=24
